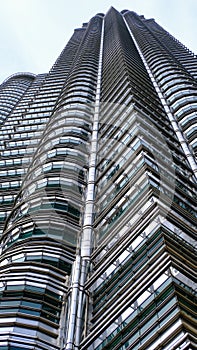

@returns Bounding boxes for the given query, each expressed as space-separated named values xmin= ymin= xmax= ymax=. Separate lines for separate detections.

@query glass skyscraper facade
xmin=0 ymin=7 xmax=196 ymax=350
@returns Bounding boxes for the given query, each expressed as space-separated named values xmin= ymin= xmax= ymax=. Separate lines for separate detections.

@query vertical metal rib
xmin=65 ymin=15 xmax=104 ymax=350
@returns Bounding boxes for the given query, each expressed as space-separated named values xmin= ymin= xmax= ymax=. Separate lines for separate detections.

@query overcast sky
xmin=0 ymin=0 xmax=196 ymax=83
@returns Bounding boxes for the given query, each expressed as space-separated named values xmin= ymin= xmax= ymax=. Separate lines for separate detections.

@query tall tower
xmin=0 ymin=7 xmax=196 ymax=350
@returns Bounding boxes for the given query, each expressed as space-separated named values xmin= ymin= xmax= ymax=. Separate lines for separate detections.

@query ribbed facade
xmin=0 ymin=7 xmax=196 ymax=350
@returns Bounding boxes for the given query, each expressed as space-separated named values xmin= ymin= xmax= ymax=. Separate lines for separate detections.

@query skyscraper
xmin=0 ymin=7 xmax=196 ymax=350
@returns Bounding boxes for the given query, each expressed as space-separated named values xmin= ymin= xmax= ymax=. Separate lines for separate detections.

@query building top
xmin=1 ymin=72 xmax=36 ymax=85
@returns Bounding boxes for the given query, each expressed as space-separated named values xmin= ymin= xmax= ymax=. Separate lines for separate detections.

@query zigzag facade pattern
xmin=0 ymin=7 xmax=196 ymax=350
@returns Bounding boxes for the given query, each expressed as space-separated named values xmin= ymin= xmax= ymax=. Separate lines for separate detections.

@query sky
xmin=0 ymin=0 xmax=196 ymax=83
